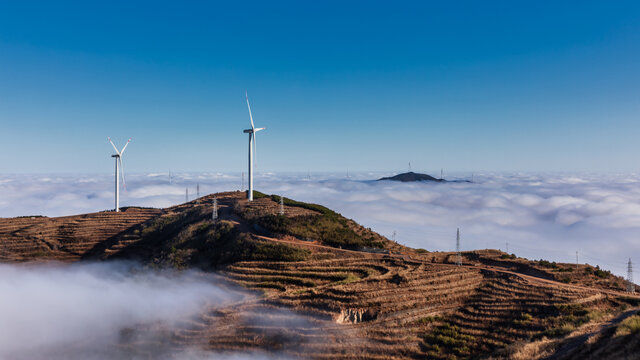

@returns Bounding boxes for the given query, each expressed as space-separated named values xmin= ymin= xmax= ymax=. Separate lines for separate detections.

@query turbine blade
xmin=119 ymin=157 xmax=127 ymax=191
xmin=246 ymin=91 xmax=255 ymax=130
xmin=108 ymin=137 xmax=120 ymax=155
xmin=120 ymin=138 xmax=131 ymax=155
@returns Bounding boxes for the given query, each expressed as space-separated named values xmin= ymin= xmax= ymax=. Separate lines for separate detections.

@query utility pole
xmin=628 ymin=258 xmax=635 ymax=294
xmin=456 ymin=228 xmax=462 ymax=266
xmin=212 ymin=197 xmax=218 ymax=221
xmin=392 ymin=231 xmax=397 ymax=243
xmin=279 ymin=195 xmax=285 ymax=216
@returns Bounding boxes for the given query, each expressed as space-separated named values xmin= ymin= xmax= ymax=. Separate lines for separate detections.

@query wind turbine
xmin=108 ymin=137 xmax=131 ymax=212
xmin=243 ymin=92 xmax=265 ymax=201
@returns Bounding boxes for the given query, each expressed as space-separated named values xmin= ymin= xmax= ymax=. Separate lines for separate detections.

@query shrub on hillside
xmin=593 ymin=266 xmax=610 ymax=278
xmin=538 ymin=259 xmax=558 ymax=269
xmin=616 ymin=315 xmax=640 ymax=336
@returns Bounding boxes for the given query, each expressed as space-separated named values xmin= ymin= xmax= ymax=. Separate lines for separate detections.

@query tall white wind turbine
xmin=243 ymin=92 xmax=265 ymax=201
xmin=108 ymin=137 xmax=131 ymax=212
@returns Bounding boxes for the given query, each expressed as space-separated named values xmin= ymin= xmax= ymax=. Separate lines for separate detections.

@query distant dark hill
xmin=378 ymin=171 xmax=444 ymax=182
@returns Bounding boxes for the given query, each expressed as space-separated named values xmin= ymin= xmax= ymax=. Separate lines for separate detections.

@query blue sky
xmin=1 ymin=1 xmax=639 ymax=173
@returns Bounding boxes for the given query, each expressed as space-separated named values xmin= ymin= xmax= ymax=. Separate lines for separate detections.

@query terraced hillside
xmin=1 ymin=190 xmax=639 ymax=359
xmin=0 ymin=207 xmax=162 ymax=262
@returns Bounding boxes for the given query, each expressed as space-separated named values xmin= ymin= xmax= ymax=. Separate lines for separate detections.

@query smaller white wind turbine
xmin=243 ymin=92 xmax=265 ymax=201
xmin=108 ymin=137 xmax=131 ymax=212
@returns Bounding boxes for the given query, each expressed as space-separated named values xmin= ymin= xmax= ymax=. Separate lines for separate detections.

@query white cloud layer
xmin=1 ymin=171 xmax=639 ymax=276
xmin=0 ymin=261 xmax=253 ymax=359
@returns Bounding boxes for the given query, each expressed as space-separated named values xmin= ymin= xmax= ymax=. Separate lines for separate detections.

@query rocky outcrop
xmin=335 ymin=308 xmax=377 ymax=324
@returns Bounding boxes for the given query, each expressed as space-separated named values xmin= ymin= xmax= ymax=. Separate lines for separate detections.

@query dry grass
xmin=1 ymin=191 xmax=638 ymax=359
xmin=615 ymin=315 xmax=640 ymax=337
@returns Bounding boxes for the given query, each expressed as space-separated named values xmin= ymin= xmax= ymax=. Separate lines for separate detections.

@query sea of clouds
xmin=0 ymin=261 xmax=293 ymax=360
xmin=1 ymin=171 xmax=639 ymax=276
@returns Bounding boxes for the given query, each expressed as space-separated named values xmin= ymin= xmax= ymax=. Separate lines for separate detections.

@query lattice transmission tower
xmin=628 ymin=258 xmax=635 ymax=294
xmin=456 ymin=228 xmax=462 ymax=266
xmin=279 ymin=196 xmax=285 ymax=216
xmin=212 ymin=197 xmax=218 ymax=221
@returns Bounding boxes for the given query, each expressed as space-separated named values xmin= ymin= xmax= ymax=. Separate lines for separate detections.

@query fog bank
xmin=0 ymin=261 xmax=244 ymax=359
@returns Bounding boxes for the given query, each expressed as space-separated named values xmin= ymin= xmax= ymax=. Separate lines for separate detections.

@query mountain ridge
xmin=0 ymin=191 xmax=638 ymax=359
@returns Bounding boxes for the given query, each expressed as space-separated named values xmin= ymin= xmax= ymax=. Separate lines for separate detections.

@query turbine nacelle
xmin=243 ymin=127 xmax=265 ymax=134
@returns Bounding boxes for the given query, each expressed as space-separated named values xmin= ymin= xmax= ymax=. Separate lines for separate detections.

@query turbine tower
xmin=107 ymin=137 xmax=131 ymax=212
xmin=243 ymin=92 xmax=265 ymax=201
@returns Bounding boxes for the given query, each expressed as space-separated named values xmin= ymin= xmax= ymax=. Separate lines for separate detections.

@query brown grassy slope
xmin=0 ymin=207 xmax=162 ymax=262
xmin=0 ymin=191 xmax=639 ymax=359
xmin=424 ymin=249 xmax=630 ymax=294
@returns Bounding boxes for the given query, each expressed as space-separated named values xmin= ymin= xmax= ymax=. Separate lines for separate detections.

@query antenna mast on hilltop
xmin=408 ymin=162 xmax=411 ymax=172
xmin=186 ymin=188 xmax=189 ymax=203
xmin=196 ymin=184 xmax=200 ymax=204
xmin=456 ymin=228 xmax=462 ymax=266
xmin=212 ymin=197 xmax=218 ymax=221
xmin=628 ymin=258 xmax=635 ymax=293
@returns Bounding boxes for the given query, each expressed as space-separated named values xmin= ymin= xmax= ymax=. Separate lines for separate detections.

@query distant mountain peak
xmin=378 ymin=172 xmax=444 ymax=182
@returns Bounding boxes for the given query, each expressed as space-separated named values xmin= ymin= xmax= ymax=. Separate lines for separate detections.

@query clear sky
xmin=1 ymin=1 xmax=639 ymax=174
